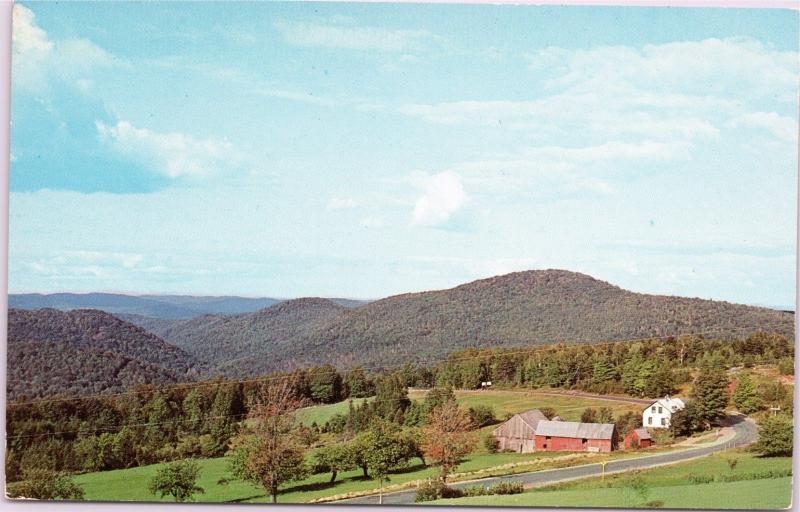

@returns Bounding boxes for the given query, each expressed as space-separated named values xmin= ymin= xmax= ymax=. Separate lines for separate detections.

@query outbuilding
xmin=491 ymin=409 xmax=547 ymax=453
xmin=534 ymin=420 xmax=616 ymax=453
xmin=623 ymin=427 xmax=653 ymax=449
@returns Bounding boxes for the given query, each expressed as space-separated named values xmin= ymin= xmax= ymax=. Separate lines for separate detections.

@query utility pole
xmin=600 ymin=461 xmax=608 ymax=480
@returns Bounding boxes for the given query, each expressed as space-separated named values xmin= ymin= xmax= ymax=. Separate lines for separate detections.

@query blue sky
xmin=9 ymin=2 xmax=798 ymax=307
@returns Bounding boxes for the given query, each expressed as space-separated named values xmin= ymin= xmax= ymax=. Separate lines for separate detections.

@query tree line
xmin=6 ymin=332 xmax=793 ymax=489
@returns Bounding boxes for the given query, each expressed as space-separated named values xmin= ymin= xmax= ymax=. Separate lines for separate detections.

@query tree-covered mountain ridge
xmin=7 ymin=308 xmax=210 ymax=400
xmin=137 ymin=269 xmax=794 ymax=377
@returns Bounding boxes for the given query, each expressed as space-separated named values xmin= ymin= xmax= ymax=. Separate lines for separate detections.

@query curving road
xmin=335 ymin=415 xmax=757 ymax=506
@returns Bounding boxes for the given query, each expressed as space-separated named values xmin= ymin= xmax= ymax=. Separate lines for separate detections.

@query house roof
xmin=632 ymin=428 xmax=651 ymax=440
xmin=535 ymin=420 xmax=615 ymax=440
xmin=644 ymin=396 xmax=686 ymax=413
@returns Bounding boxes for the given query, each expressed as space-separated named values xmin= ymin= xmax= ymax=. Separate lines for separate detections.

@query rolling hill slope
xmin=143 ymin=269 xmax=794 ymax=377
xmin=7 ymin=309 xmax=211 ymax=399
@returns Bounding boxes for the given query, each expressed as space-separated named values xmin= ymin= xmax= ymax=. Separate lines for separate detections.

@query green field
xmin=423 ymin=389 xmax=643 ymax=423
xmin=72 ymin=390 xmax=645 ymax=503
xmin=430 ymin=451 xmax=793 ymax=509
xmin=295 ymin=397 xmax=371 ymax=426
xmin=73 ymin=450 xmax=565 ymax=503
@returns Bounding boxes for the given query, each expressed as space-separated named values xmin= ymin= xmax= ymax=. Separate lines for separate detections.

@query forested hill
xmin=139 ymin=269 xmax=794 ymax=377
xmin=9 ymin=292 xmax=370 ymax=320
xmin=7 ymin=308 xmax=211 ymax=400
xmin=8 ymin=293 xmax=282 ymax=319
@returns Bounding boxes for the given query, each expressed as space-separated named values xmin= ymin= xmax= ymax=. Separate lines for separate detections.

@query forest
xmin=6 ymin=330 xmax=793 ymax=488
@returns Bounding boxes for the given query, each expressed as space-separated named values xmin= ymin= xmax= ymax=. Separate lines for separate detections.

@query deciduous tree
xmin=148 ymin=459 xmax=204 ymax=502
xmin=421 ymin=400 xmax=477 ymax=483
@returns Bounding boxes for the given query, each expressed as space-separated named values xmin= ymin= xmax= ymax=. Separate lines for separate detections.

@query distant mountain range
xmin=8 ymin=269 xmax=795 ymax=397
xmin=8 ymin=292 xmax=369 ymax=319
xmin=7 ymin=308 xmax=209 ymax=400
xmin=130 ymin=269 xmax=795 ymax=377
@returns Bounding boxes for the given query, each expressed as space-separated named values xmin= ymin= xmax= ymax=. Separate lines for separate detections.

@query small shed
xmin=492 ymin=409 xmax=547 ymax=453
xmin=624 ymin=428 xmax=653 ymax=449
xmin=534 ymin=420 xmax=616 ymax=453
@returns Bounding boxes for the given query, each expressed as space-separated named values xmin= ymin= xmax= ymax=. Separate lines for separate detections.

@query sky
xmin=8 ymin=2 xmax=799 ymax=307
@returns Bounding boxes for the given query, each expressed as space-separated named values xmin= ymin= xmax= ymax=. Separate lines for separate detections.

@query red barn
xmin=623 ymin=428 xmax=653 ymax=449
xmin=534 ymin=420 xmax=616 ymax=453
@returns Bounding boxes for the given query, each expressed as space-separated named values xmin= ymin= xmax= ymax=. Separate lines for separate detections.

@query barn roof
xmin=517 ymin=409 xmax=547 ymax=429
xmin=535 ymin=420 xmax=615 ymax=440
xmin=632 ymin=428 xmax=651 ymax=440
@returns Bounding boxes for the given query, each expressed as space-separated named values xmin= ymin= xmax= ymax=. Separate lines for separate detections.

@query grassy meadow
xmin=430 ymin=450 xmax=792 ymax=509
xmin=72 ymin=389 xmax=645 ymax=503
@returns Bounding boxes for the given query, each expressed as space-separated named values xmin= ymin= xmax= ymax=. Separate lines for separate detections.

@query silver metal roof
xmin=632 ymin=427 xmax=651 ymax=440
xmin=517 ymin=409 xmax=547 ymax=429
xmin=535 ymin=420 xmax=615 ymax=440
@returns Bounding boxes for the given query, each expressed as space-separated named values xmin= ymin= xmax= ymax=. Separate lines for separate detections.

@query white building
xmin=642 ymin=395 xmax=685 ymax=428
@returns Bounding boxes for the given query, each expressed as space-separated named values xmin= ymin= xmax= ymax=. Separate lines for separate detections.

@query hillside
xmin=143 ymin=269 xmax=794 ymax=377
xmin=6 ymin=308 xmax=210 ymax=399
xmin=144 ymin=298 xmax=353 ymax=376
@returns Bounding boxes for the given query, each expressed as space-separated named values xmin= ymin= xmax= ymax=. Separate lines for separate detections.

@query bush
xmin=414 ymin=479 xmax=463 ymax=502
xmin=469 ymin=405 xmax=496 ymax=428
xmin=778 ymin=358 xmax=794 ymax=376
xmin=687 ymin=474 xmax=714 ymax=484
xmin=484 ymin=435 xmax=499 ymax=453
xmin=489 ymin=481 xmax=524 ymax=495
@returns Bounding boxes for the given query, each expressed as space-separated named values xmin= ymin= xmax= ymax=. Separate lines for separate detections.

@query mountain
xmin=142 ymin=269 xmax=795 ymax=377
xmin=138 ymin=298 xmax=352 ymax=376
xmin=9 ymin=293 xmax=370 ymax=320
xmin=6 ymin=308 xmax=210 ymax=400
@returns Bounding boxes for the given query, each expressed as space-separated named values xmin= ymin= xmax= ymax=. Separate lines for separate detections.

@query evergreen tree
xmin=690 ymin=364 xmax=729 ymax=429
xmin=732 ymin=374 xmax=763 ymax=414
xmin=752 ymin=414 xmax=793 ymax=457
xmin=344 ymin=367 xmax=374 ymax=398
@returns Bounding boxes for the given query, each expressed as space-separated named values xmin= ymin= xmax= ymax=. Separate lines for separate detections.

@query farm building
xmin=623 ymin=427 xmax=653 ymax=449
xmin=643 ymin=395 xmax=685 ymax=429
xmin=492 ymin=409 xmax=547 ymax=453
xmin=534 ymin=420 xmax=616 ymax=452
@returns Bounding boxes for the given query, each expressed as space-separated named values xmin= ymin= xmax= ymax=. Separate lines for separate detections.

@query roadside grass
xmin=428 ymin=450 xmax=792 ymax=509
xmin=428 ymin=478 xmax=791 ymax=509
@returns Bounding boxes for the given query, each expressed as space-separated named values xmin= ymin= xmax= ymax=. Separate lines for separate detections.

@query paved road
xmin=335 ymin=415 xmax=757 ymax=506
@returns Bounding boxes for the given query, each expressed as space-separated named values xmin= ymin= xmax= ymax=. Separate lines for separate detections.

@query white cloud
xmin=328 ymin=197 xmax=359 ymax=210
xmin=256 ymin=87 xmax=338 ymax=107
xmin=359 ymin=216 xmax=385 ymax=228
xmin=12 ymin=4 xmax=52 ymax=57
xmin=529 ymin=38 xmax=797 ymax=100
xmin=411 ymin=171 xmax=468 ymax=227
xmin=96 ymin=120 xmax=241 ymax=179
xmin=12 ymin=4 xmax=122 ymax=92
xmin=274 ymin=20 xmax=430 ymax=52
xmin=727 ymin=112 xmax=798 ymax=143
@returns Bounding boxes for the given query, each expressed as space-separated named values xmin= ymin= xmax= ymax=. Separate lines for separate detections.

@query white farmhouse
xmin=642 ymin=395 xmax=685 ymax=428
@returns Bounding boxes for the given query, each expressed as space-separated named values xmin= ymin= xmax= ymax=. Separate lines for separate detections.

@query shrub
xmin=489 ymin=481 xmax=524 ymax=495
xmin=415 ymin=479 xmax=463 ymax=502
xmin=778 ymin=358 xmax=794 ymax=376
xmin=484 ymin=435 xmax=499 ymax=453
xmin=469 ymin=405 xmax=496 ymax=428
xmin=687 ymin=474 xmax=714 ymax=484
